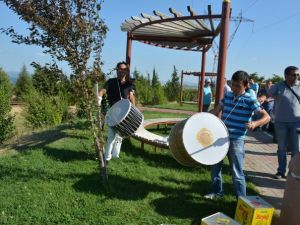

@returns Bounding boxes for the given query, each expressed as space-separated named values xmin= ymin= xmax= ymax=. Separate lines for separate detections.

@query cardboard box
xmin=201 ymin=212 xmax=240 ymax=225
xmin=234 ymin=196 xmax=274 ymax=225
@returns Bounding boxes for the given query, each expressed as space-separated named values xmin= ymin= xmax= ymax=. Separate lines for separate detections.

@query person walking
xmin=268 ymin=66 xmax=300 ymax=179
xmin=205 ymin=71 xmax=270 ymax=199
xmin=98 ymin=61 xmax=135 ymax=162
xmin=249 ymin=77 xmax=259 ymax=95
xmin=203 ymin=77 xmax=212 ymax=112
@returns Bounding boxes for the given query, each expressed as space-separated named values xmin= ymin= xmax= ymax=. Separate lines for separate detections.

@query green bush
xmin=0 ymin=68 xmax=15 ymax=143
xmin=152 ymin=85 xmax=167 ymax=105
xmin=24 ymin=90 xmax=69 ymax=128
xmin=183 ymin=89 xmax=198 ymax=102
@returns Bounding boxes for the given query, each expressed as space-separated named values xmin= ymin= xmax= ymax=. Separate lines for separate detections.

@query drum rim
xmin=106 ymin=99 xmax=132 ymax=126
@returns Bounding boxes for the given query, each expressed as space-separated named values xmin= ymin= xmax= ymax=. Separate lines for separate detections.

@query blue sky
xmin=1 ymin=0 xmax=300 ymax=84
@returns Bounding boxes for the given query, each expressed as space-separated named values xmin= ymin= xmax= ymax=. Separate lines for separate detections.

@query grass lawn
xmin=147 ymin=102 xmax=198 ymax=112
xmin=0 ymin=110 xmax=257 ymax=225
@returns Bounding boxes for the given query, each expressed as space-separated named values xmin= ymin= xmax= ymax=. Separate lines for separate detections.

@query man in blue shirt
xmin=205 ymin=71 xmax=270 ymax=199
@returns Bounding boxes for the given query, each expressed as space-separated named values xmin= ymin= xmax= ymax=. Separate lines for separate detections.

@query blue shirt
xmin=203 ymin=86 xmax=212 ymax=105
xmin=221 ymin=91 xmax=261 ymax=140
xmin=250 ymin=83 xmax=259 ymax=94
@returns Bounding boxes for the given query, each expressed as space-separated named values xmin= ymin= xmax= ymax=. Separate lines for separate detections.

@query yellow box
xmin=201 ymin=212 xmax=240 ymax=225
xmin=234 ymin=196 xmax=274 ymax=225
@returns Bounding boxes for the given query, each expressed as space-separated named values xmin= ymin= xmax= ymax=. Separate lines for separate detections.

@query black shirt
xmin=103 ymin=78 xmax=134 ymax=107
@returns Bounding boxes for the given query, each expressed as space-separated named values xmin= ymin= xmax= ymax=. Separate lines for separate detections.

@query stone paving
xmin=244 ymin=130 xmax=290 ymax=211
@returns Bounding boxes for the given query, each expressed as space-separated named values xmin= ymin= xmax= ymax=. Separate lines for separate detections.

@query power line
xmin=244 ymin=0 xmax=260 ymax=14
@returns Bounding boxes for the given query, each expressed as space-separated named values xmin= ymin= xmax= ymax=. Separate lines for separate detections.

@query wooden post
xmin=215 ymin=0 xmax=230 ymax=109
xmin=198 ymin=46 xmax=207 ymax=112
xmin=180 ymin=70 xmax=184 ymax=105
xmin=125 ymin=32 xmax=132 ymax=80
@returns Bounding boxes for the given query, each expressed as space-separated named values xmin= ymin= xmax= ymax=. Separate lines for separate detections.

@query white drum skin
xmin=105 ymin=99 xmax=144 ymax=137
xmin=168 ymin=112 xmax=229 ymax=166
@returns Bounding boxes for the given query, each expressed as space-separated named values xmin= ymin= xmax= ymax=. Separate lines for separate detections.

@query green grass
xmin=0 ymin=111 xmax=258 ymax=225
xmin=147 ymin=102 xmax=198 ymax=112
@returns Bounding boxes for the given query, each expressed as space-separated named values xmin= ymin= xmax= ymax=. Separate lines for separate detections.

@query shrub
xmin=0 ymin=68 xmax=15 ymax=143
xmin=24 ymin=89 xmax=69 ymax=128
xmin=14 ymin=65 xmax=33 ymax=101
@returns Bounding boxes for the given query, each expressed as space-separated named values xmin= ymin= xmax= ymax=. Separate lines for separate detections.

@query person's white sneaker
xmin=203 ymin=193 xmax=223 ymax=200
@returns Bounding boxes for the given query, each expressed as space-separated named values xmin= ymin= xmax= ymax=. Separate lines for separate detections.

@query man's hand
xmin=246 ymin=121 xmax=257 ymax=130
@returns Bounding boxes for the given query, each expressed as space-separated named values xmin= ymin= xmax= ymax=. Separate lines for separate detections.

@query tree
xmin=270 ymin=74 xmax=284 ymax=83
xmin=14 ymin=65 xmax=33 ymax=100
xmin=150 ymin=68 xmax=166 ymax=104
xmin=151 ymin=68 xmax=159 ymax=87
xmin=0 ymin=68 xmax=14 ymax=143
xmin=249 ymin=72 xmax=264 ymax=83
xmin=32 ymin=63 xmax=70 ymax=96
xmin=132 ymin=69 xmax=152 ymax=104
xmin=164 ymin=65 xmax=180 ymax=102
xmin=1 ymin=0 xmax=108 ymax=180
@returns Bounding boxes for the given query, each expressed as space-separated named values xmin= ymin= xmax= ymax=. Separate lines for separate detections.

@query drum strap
xmin=223 ymin=101 xmax=240 ymax=122
xmin=116 ymin=78 xmax=123 ymax=100
xmin=223 ymin=94 xmax=245 ymax=122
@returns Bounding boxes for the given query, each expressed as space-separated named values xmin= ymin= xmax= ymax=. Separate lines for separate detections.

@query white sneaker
xmin=203 ymin=193 xmax=223 ymax=200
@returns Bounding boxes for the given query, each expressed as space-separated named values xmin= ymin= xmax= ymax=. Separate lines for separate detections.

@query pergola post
xmin=125 ymin=32 xmax=132 ymax=80
xmin=180 ymin=70 xmax=184 ymax=105
xmin=198 ymin=46 xmax=207 ymax=112
xmin=215 ymin=0 xmax=230 ymax=108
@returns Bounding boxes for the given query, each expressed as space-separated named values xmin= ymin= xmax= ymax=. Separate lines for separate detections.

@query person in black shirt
xmin=98 ymin=61 xmax=135 ymax=161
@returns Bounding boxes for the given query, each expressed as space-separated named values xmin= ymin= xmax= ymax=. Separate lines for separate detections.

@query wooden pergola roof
xmin=121 ymin=1 xmax=231 ymax=112
xmin=121 ymin=6 xmax=223 ymax=52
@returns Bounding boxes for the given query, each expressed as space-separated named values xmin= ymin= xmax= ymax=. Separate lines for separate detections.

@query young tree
xmin=164 ymin=65 xmax=180 ymax=102
xmin=151 ymin=68 xmax=159 ymax=87
xmin=270 ymin=74 xmax=284 ymax=83
xmin=132 ymin=69 xmax=152 ymax=104
xmin=1 ymin=0 xmax=108 ymax=180
xmin=150 ymin=68 xmax=166 ymax=104
xmin=0 ymin=68 xmax=14 ymax=143
xmin=32 ymin=63 xmax=70 ymax=96
xmin=14 ymin=65 xmax=33 ymax=100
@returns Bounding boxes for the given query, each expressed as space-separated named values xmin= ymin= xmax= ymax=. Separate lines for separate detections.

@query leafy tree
xmin=270 ymin=74 xmax=284 ymax=83
xmin=150 ymin=68 xmax=166 ymax=104
xmin=133 ymin=69 xmax=152 ymax=104
xmin=249 ymin=72 xmax=264 ymax=83
xmin=0 ymin=68 xmax=14 ymax=143
xmin=1 ymin=0 xmax=108 ymax=179
xmin=14 ymin=65 xmax=33 ymax=100
xmin=164 ymin=65 xmax=180 ymax=102
xmin=32 ymin=63 xmax=70 ymax=96
xmin=147 ymin=72 xmax=151 ymax=86
xmin=151 ymin=68 xmax=159 ymax=87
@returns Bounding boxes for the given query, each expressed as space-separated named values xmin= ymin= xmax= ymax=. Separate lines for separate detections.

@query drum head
xmin=182 ymin=112 xmax=229 ymax=165
xmin=106 ymin=99 xmax=131 ymax=127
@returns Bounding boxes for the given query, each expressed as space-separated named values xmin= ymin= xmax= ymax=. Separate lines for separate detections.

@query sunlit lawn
xmin=0 ymin=110 xmax=258 ymax=225
xmin=148 ymin=102 xmax=198 ymax=112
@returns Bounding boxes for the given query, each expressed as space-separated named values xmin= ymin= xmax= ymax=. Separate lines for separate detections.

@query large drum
xmin=105 ymin=99 xmax=144 ymax=137
xmin=168 ymin=112 xmax=229 ymax=167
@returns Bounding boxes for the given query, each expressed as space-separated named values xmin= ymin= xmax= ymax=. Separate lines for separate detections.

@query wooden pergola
xmin=121 ymin=0 xmax=230 ymax=112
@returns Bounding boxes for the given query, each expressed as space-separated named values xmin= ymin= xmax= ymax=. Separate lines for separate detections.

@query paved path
xmin=244 ymin=130 xmax=290 ymax=211
xmin=139 ymin=107 xmax=289 ymax=211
